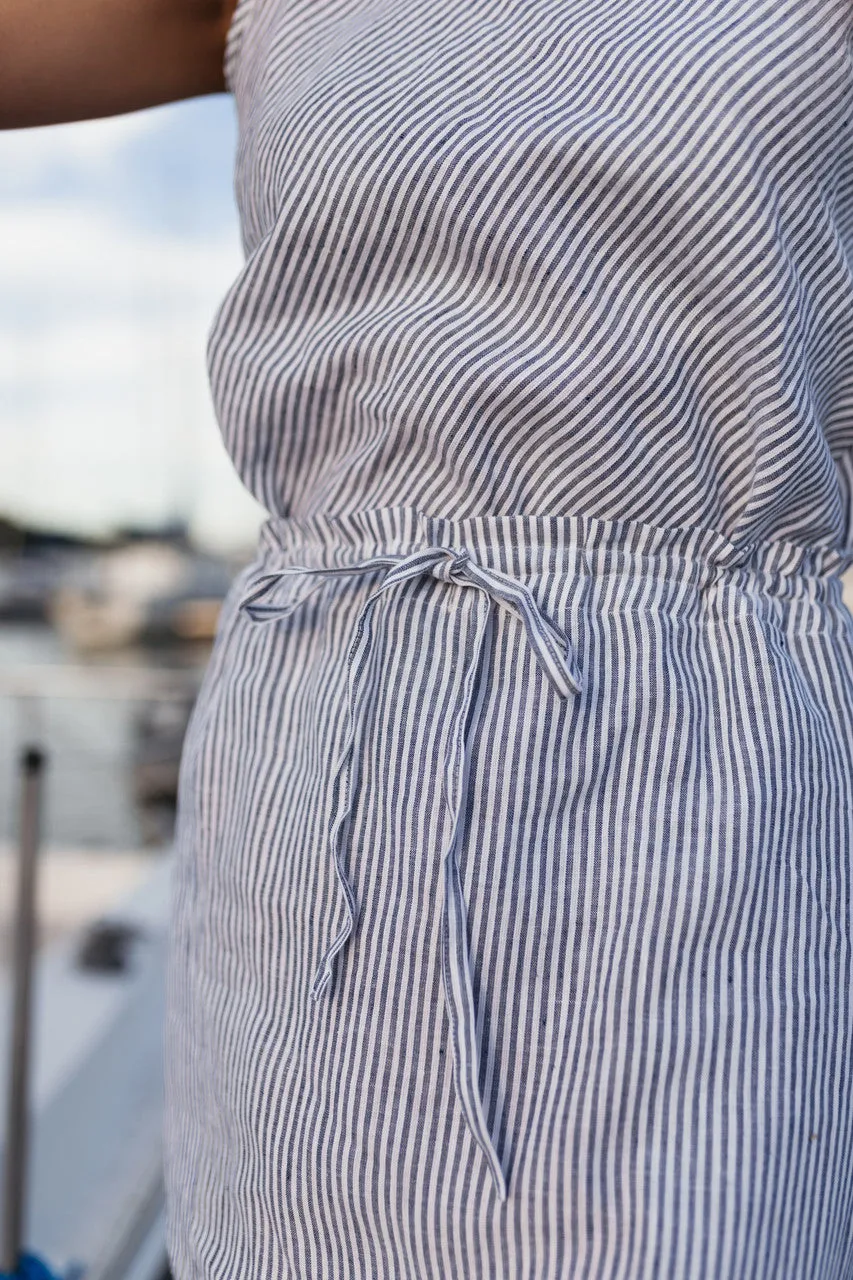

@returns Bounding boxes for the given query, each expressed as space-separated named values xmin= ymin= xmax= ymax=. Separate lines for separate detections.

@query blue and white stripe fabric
xmin=240 ymin=538 xmax=583 ymax=1202
xmin=164 ymin=1 xmax=853 ymax=1276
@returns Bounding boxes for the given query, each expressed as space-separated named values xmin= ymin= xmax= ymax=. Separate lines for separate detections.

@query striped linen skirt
xmin=164 ymin=505 xmax=853 ymax=1279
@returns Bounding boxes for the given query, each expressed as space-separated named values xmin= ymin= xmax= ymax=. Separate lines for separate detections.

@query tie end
xmin=555 ymin=672 xmax=584 ymax=701
xmin=309 ymin=966 xmax=332 ymax=1003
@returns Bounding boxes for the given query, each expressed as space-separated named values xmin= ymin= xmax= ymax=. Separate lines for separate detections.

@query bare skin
xmin=0 ymin=0 xmax=239 ymax=129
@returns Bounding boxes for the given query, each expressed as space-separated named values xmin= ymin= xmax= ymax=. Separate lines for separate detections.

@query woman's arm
xmin=0 ymin=0 xmax=238 ymax=129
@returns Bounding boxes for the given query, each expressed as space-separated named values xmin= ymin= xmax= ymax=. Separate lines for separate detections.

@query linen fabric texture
xmin=164 ymin=1 xmax=853 ymax=1276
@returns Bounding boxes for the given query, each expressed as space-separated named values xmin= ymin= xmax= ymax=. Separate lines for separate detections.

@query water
xmin=0 ymin=622 xmax=206 ymax=850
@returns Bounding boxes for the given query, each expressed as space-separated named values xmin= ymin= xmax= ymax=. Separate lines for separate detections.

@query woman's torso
xmin=210 ymin=0 xmax=853 ymax=558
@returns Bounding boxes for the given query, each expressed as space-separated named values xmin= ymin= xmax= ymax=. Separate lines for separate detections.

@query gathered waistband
xmin=253 ymin=506 xmax=853 ymax=612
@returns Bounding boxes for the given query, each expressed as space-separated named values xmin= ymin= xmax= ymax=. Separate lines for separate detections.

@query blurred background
xmin=0 ymin=95 xmax=264 ymax=1280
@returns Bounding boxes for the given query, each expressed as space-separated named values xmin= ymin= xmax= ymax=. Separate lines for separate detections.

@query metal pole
xmin=2 ymin=746 xmax=45 ymax=1275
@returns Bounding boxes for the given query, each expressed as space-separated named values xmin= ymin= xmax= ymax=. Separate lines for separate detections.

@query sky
xmin=0 ymin=96 xmax=266 ymax=553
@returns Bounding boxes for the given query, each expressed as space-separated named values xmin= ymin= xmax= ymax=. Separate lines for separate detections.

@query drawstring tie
xmin=239 ymin=545 xmax=584 ymax=1201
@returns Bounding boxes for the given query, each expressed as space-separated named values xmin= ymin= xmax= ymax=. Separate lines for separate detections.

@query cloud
xmin=0 ymin=112 xmax=163 ymax=190
xmin=0 ymin=98 xmax=266 ymax=553
xmin=0 ymin=200 xmax=240 ymax=300
xmin=1 ymin=313 xmax=164 ymax=382
xmin=0 ymin=97 xmax=241 ymax=237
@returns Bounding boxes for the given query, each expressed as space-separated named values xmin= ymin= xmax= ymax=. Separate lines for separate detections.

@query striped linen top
xmin=212 ymin=0 xmax=853 ymax=552
xmin=164 ymin=2 xmax=853 ymax=1277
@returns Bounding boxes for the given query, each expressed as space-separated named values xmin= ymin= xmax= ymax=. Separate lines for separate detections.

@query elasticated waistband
xmin=254 ymin=505 xmax=853 ymax=614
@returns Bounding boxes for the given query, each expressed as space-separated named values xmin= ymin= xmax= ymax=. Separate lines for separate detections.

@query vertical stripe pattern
xmin=165 ymin=0 xmax=853 ymax=1275
xmin=165 ymin=509 xmax=853 ymax=1278
xmin=241 ymin=545 xmax=583 ymax=1201
xmin=209 ymin=0 xmax=853 ymax=548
